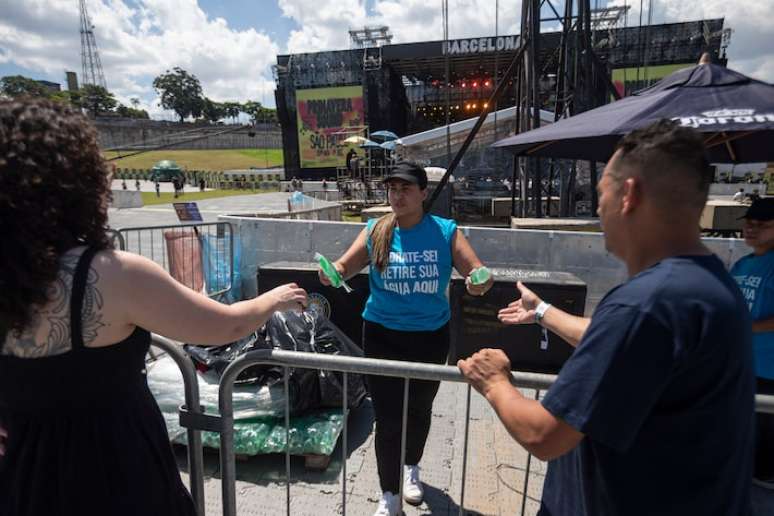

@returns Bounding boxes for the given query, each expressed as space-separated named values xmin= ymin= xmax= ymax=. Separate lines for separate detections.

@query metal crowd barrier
xmin=113 ymin=222 xmax=234 ymax=299
xmin=147 ymin=340 xmax=774 ymax=516
xmin=215 ymin=348 xmax=557 ymax=516
xmin=151 ymin=335 xmax=207 ymax=516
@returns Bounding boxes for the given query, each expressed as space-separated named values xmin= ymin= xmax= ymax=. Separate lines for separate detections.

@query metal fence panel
xmin=114 ymin=222 xmax=234 ymax=299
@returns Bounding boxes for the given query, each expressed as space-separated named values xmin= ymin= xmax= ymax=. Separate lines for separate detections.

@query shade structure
xmin=380 ymin=140 xmax=399 ymax=150
xmin=342 ymin=135 xmax=368 ymax=144
xmin=371 ymin=130 xmax=399 ymax=141
xmin=359 ymin=139 xmax=383 ymax=149
xmin=492 ymin=62 xmax=774 ymax=163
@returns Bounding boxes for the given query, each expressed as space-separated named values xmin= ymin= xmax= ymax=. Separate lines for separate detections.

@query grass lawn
xmin=104 ymin=148 xmax=283 ymax=171
xmin=140 ymin=188 xmax=276 ymax=206
xmin=341 ymin=211 xmax=362 ymax=223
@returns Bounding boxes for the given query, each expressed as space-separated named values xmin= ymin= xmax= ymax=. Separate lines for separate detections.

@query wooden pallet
xmin=233 ymin=452 xmax=333 ymax=471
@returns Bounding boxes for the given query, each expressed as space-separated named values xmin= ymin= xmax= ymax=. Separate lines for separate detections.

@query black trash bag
xmin=264 ymin=310 xmax=367 ymax=412
xmin=183 ymin=309 xmax=366 ymax=415
xmin=184 ymin=332 xmax=267 ymax=384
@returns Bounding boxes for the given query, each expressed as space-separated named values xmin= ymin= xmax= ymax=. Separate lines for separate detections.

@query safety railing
xmin=151 ymin=340 xmax=774 ymax=516
xmin=151 ymin=335 xmax=207 ymax=516
xmin=113 ymin=222 xmax=234 ymax=300
xmin=214 ymin=348 xmax=557 ymax=516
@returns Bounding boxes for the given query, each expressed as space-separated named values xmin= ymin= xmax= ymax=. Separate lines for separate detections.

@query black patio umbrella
xmin=492 ymin=61 xmax=774 ymax=163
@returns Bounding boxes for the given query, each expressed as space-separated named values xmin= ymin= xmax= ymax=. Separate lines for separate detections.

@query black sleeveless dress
xmin=0 ymin=248 xmax=195 ymax=516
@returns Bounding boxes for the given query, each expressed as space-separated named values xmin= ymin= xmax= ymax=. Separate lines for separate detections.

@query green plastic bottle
xmin=314 ymin=253 xmax=353 ymax=293
xmin=469 ymin=266 xmax=491 ymax=285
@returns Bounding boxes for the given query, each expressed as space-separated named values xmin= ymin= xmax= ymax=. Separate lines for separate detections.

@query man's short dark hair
xmin=613 ymin=120 xmax=712 ymax=212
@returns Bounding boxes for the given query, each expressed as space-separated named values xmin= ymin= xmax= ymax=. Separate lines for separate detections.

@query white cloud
xmin=279 ymin=0 xmax=774 ymax=82
xmin=278 ymin=0 xmax=523 ymax=54
xmin=607 ymin=0 xmax=774 ymax=82
xmin=0 ymin=0 xmax=280 ymax=118
xmin=2 ymin=0 xmax=772 ymax=121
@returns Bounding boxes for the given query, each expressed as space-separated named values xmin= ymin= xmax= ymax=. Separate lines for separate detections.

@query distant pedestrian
xmin=734 ymin=188 xmax=746 ymax=202
xmin=155 ymin=181 xmax=160 ymax=198
xmin=199 ymin=178 xmax=205 ymax=192
xmin=121 ymin=180 xmax=127 ymax=190
xmin=135 ymin=179 xmax=141 ymax=191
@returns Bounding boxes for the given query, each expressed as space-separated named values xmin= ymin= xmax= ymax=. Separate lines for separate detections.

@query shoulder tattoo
xmin=1 ymin=253 xmax=106 ymax=357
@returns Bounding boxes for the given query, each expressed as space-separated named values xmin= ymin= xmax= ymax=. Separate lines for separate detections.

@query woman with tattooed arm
xmin=0 ymin=98 xmax=307 ymax=516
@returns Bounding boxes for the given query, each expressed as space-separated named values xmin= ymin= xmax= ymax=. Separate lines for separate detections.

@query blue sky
xmin=1 ymin=0 xmax=771 ymax=119
xmin=197 ymin=0 xmax=297 ymax=39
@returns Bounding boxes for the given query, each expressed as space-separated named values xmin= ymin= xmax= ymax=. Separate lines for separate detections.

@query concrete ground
xmin=113 ymin=193 xmax=773 ymax=516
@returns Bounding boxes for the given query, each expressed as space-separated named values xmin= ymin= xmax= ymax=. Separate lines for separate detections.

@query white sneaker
xmin=373 ymin=491 xmax=401 ymax=516
xmin=403 ymin=465 xmax=424 ymax=505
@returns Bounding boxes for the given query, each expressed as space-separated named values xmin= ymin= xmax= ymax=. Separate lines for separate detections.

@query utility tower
xmin=79 ymin=0 xmax=107 ymax=89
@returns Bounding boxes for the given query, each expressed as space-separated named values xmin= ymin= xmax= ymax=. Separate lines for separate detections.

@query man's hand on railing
xmin=498 ymin=281 xmax=541 ymax=325
xmin=458 ymin=348 xmax=513 ymax=400
xmin=0 ymin=425 xmax=7 ymax=457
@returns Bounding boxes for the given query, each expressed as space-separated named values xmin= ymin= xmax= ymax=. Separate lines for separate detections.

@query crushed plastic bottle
xmin=176 ymin=411 xmax=345 ymax=456
xmin=314 ymin=252 xmax=353 ymax=293
xmin=469 ymin=266 xmax=491 ymax=285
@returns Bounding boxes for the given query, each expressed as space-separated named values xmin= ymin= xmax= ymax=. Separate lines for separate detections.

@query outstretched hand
xmin=498 ymin=281 xmax=542 ymax=325
xmin=267 ymin=283 xmax=308 ymax=312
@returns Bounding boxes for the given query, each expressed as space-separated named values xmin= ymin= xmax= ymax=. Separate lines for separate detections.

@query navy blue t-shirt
xmin=540 ymin=255 xmax=754 ymax=516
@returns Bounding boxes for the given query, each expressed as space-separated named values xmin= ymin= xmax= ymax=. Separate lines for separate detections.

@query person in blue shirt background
xmin=458 ymin=121 xmax=755 ymax=516
xmin=319 ymin=161 xmax=493 ymax=516
xmin=731 ymin=197 xmax=774 ymax=489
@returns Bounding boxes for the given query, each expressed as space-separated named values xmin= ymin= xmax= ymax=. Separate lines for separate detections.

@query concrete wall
xmin=95 ymin=120 xmax=282 ymax=150
xmin=710 ymin=183 xmax=766 ymax=196
xmin=218 ymin=217 xmax=752 ymax=314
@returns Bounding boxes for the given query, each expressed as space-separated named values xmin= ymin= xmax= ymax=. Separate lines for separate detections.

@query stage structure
xmin=274 ymin=17 xmax=729 ymax=184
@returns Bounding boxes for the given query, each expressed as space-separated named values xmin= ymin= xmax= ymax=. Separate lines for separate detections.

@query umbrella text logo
xmin=675 ymin=109 xmax=774 ymax=128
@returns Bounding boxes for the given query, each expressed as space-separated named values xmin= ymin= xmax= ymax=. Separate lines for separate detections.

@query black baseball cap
xmin=740 ymin=198 xmax=774 ymax=221
xmin=383 ymin=161 xmax=428 ymax=189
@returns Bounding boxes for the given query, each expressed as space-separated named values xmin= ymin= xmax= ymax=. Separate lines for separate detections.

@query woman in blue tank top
xmin=318 ymin=162 xmax=493 ymax=516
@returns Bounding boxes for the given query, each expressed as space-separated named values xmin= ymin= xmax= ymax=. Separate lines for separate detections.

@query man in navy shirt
xmin=459 ymin=120 xmax=755 ymax=515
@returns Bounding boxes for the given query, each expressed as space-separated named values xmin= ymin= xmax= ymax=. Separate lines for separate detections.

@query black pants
xmin=756 ymin=377 xmax=774 ymax=480
xmin=363 ymin=320 xmax=450 ymax=494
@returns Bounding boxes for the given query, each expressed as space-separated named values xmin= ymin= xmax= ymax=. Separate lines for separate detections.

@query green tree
xmin=80 ymin=84 xmax=117 ymax=117
xmin=202 ymin=97 xmax=226 ymax=123
xmin=222 ymin=101 xmax=241 ymax=123
xmin=49 ymin=89 xmax=81 ymax=107
xmin=152 ymin=67 xmax=204 ymax=122
xmin=0 ymin=75 xmax=50 ymax=98
xmin=241 ymin=100 xmax=277 ymax=124
xmin=116 ymin=103 xmax=150 ymax=119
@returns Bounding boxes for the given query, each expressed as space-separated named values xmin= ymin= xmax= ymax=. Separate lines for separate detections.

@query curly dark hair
xmin=0 ymin=98 xmax=112 ymax=335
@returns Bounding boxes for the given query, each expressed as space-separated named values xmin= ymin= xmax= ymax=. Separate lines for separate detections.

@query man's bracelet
xmin=534 ymin=302 xmax=552 ymax=326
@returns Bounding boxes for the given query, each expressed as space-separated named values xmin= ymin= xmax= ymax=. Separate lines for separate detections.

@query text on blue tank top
xmin=362 ymin=215 xmax=456 ymax=331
